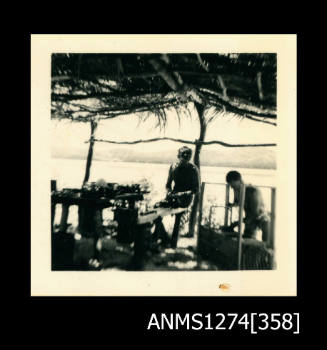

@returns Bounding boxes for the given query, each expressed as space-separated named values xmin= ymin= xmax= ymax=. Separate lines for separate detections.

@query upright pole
xmin=51 ymin=180 xmax=57 ymax=232
xmin=79 ymin=119 xmax=98 ymax=236
xmin=269 ymin=188 xmax=276 ymax=269
xmin=188 ymin=102 xmax=207 ymax=238
xmin=196 ymin=182 xmax=206 ymax=255
xmin=270 ymin=188 xmax=276 ymax=250
xmin=224 ymin=184 xmax=230 ymax=226
xmin=237 ymin=183 xmax=246 ymax=270
xmin=83 ymin=119 xmax=98 ymax=186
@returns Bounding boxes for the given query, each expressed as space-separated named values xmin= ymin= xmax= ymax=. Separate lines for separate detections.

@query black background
xmin=16 ymin=30 xmax=310 ymax=340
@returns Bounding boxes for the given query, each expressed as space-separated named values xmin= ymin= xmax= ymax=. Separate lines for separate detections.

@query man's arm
xmin=227 ymin=188 xmax=239 ymax=207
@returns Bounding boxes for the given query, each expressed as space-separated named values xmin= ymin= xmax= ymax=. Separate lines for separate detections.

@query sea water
xmin=51 ymin=158 xmax=276 ymax=229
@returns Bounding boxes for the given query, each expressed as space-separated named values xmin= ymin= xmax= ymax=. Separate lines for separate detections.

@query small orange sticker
xmin=219 ymin=283 xmax=231 ymax=291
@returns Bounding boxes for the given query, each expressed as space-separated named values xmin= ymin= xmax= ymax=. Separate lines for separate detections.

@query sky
xmin=51 ymin=107 xmax=278 ymax=156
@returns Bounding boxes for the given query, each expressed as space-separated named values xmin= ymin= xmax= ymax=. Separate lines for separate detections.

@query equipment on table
xmin=51 ymin=181 xmax=149 ymax=258
xmin=113 ymin=191 xmax=191 ymax=245
xmin=154 ymin=190 xmax=193 ymax=209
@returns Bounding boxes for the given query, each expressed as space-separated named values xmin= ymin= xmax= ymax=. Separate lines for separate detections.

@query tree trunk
xmin=83 ymin=120 xmax=98 ymax=185
xmin=188 ymin=102 xmax=206 ymax=237
xmin=79 ymin=120 xmax=98 ymax=236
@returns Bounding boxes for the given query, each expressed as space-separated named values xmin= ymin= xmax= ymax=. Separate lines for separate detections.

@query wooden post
xmin=237 ymin=183 xmax=246 ymax=270
xmin=270 ymin=188 xmax=276 ymax=249
xmin=51 ymin=180 xmax=57 ymax=232
xmin=196 ymin=182 xmax=206 ymax=254
xmin=208 ymin=206 xmax=213 ymax=227
xmin=269 ymin=188 xmax=276 ymax=269
xmin=51 ymin=203 xmax=56 ymax=232
xmin=51 ymin=180 xmax=57 ymax=192
xmin=188 ymin=102 xmax=207 ymax=238
xmin=83 ymin=120 xmax=98 ymax=185
xmin=224 ymin=184 xmax=230 ymax=226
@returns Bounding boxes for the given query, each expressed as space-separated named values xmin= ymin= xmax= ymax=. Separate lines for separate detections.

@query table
xmin=137 ymin=207 xmax=186 ymax=224
xmin=51 ymin=194 xmax=113 ymax=236
xmin=131 ymin=207 xmax=187 ymax=269
xmin=52 ymin=190 xmax=187 ymax=269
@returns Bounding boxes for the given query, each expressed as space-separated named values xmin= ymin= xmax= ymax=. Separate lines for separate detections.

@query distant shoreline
xmin=51 ymin=155 xmax=277 ymax=170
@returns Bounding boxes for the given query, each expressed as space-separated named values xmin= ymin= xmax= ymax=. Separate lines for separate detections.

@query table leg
xmin=153 ymin=217 xmax=170 ymax=245
xmin=131 ymin=224 xmax=152 ymax=270
xmin=78 ymin=205 xmax=97 ymax=237
xmin=51 ymin=203 xmax=56 ymax=232
xmin=59 ymin=204 xmax=70 ymax=232
xmin=171 ymin=212 xmax=183 ymax=248
xmin=94 ymin=209 xmax=104 ymax=237
xmin=93 ymin=209 xmax=104 ymax=259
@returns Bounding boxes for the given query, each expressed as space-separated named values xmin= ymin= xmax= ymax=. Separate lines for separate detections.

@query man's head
xmin=226 ymin=170 xmax=243 ymax=190
xmin=177 ymin=146 xmax=192 ymax=163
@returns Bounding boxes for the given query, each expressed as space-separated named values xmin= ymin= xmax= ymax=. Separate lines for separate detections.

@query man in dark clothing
xmin=152 ymin=146 xmax=200 ymax=249
xmin=166 ymin=147 xmax=200 ymax=195
xmin=165 ymin=146 xmax=200 ymax=247
xmin=226 ymin=170 xmax=270 ymax=244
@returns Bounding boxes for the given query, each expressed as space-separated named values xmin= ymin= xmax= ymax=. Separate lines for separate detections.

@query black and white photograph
xmin=31 ymin=35 xmax=297 ymax=296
